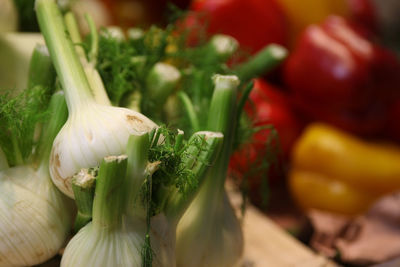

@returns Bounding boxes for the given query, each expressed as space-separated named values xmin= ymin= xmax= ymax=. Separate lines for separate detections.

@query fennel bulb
xmin=0 ymin=92 xmax=73 ymax=267
xmin=36 ymin=0 xmax=157 ymax=198
xmin=176 ymin=75 xmax=244 ymax=267
xmin=62 ymin=206 xmax=175 ymax=267
xmin=50 ymin=103 xmax=156 ymax=198
xmin=176 ymin=186 xmax=243 ymax=267
xmin=0 ymin=164 xmax=72 ymax=266
xmin=62 ymin=156 xmax=175 ymax=267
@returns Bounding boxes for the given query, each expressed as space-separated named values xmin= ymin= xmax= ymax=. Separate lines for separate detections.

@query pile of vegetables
xmin=3 ymin=0 xmax=400 ymax=265
xmin=0 ymin=0 xmax=289 ymax=265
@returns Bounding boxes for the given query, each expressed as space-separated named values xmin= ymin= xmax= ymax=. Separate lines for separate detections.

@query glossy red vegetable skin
xmin=284 ymin=16 xmax=400 ymax=136
xmin=386 ymin=99 xmax=400 ymax=143
xmin=349 ymin=0 xmax=377 ymax=32
xmin=229 ymin=79 xmax=302 ymax=199
xmin=188 ymin=0 xmax=288 ymax=53
xmin=243 ymin=80 xmax=301 ymax=156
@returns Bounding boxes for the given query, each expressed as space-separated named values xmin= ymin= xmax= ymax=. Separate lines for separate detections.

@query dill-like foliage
xmin=0 ymin=86 xmax=51 ymax=166
xmin=95 ymin=21 xmax=233 ymax=129
xmin=147 ymin=127 xmax=193 ymax=210
xmin=149 ymin=127 xmax=183 ymax=188
xmin=96 ymin=26 xmax=173 ymax=111
xmin=97 ymin=31 xmax=138 ymax=105
xmin=94 ymin=9 xmax=254 ymax=138
xmin=238 ymin=125 xmax=282 ymax=213
xmin=137 ymin=126 xmax=209 ymax=217
xmin=140 ymin=126 xmax=205 ymax=266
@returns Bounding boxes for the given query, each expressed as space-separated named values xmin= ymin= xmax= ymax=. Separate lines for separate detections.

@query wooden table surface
xmin=227 ymin=183 xmax=338 ymax=267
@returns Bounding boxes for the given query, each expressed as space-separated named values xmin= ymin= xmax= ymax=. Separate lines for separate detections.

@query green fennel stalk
xmin=27 ymin=44 xmax=55 ymax=88
xmin=72 ymin=168 xmax=96 ymax=232
xmin=93 ymin=155 xmax=128 ymax=229
xmin=36 ymin=0 xmax=95 ymax=113
xmin=176 ymin=75 xmax=244 ymax=267
xmin=234 ymin=44 xmax=288 ymax=82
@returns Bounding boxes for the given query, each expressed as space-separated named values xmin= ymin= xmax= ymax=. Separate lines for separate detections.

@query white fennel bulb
xmin=0 ymin=165 xmax=72 ymax=266
xmin=61 ymin=155 xmax=174 ymax=267
xmin=176 ymin=188 xmax=243 ymax=267
xmin=36 ymin=0 xmax=157 ymax=198
xmin=61 ymin=216 xmax=146 ymax=267
xmin=62 ymin=213 xmax=175 ymax=267
xmin=0 ymin=91 xmax=73 ymax=267
xmin=50 ymin=103 xmax=156 ymax=197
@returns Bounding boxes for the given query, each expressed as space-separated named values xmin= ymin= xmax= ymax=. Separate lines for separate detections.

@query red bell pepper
xmin=229 ymin=79 xmax=302 ymax=206
xmin=386 ymin=99 xmax=400 ymax=143
xmin=348 ymin=0 xmax=377 ymax=33
xmin=186 ymin=0 xmax=288 ymax=53
xmin=284 ymin=16 xmax=400 ymax=136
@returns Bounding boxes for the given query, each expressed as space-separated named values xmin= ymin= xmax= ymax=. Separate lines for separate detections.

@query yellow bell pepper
xmin=289 ymin=123 xmax=400 ymax=215
xmin=277 ymin=0 xmax=350 ymax=45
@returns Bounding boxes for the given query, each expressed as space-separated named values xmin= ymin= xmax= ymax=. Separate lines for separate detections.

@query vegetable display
xmin=289 ymin=123 xmax=400 ymax=214
xmin=5 ymin=0 xmax=400 ymax=265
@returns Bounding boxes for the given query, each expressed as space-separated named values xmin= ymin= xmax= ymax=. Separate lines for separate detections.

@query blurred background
xmin=2 ymin=0 xmax=400 ymax=265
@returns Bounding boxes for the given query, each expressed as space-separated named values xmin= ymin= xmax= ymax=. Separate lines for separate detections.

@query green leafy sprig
xmin=0 ymin=86 xmax=52 ymax=166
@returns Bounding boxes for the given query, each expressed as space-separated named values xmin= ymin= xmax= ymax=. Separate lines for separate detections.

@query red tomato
xmin=348 ymin=0 xmax=377 ymax=33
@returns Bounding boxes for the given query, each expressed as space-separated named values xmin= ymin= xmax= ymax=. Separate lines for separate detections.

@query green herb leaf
xmin=0 ymin=86 xmax=51 ymax=166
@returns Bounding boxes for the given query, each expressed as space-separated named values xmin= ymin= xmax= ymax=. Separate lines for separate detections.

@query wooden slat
xmin=227 ymin=183 xmax=338 ymax=267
